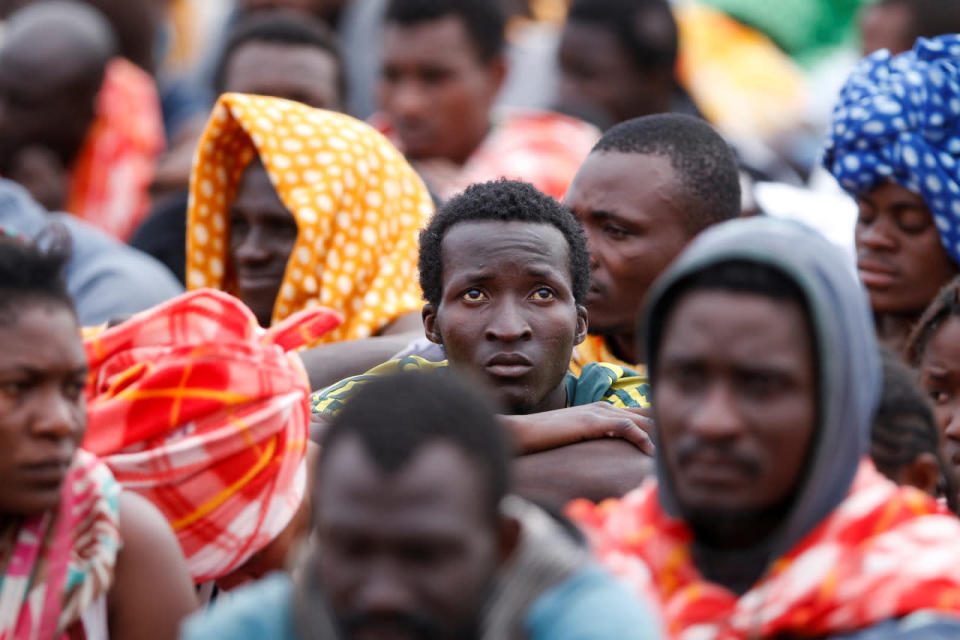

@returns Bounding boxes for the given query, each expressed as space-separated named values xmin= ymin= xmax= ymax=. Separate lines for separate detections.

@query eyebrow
xmin=0 ymin=364 xmax=89 ymax=377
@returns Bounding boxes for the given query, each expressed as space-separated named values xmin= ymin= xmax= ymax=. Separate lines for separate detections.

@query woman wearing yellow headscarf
xmin=186 ymin=93 xmax=434 ymax=345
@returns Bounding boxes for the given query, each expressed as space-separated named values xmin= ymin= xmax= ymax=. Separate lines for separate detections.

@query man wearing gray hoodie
xmin=571 ymin=217 xmax=960 ymax=638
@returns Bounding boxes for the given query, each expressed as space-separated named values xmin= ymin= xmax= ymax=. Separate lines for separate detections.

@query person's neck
xmin=604 ymin=332 xmax=638 ymax=365
xmin=874 ymin=311 xmax=921 ymax=353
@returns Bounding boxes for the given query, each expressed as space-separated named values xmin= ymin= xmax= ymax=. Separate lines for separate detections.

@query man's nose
xmin=687 ymin=383 xmax=746 ymax=442
xmin=485 ymin=299 xmax=532 ymax=343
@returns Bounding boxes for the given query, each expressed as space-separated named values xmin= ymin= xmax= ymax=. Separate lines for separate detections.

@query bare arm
xmin=500 ymin=403 xmax=655 ymax=455
xmin=513 ymin=440 xmax=655 ymax=507
xmin=108 ymin=492 xmax=198 ymax=640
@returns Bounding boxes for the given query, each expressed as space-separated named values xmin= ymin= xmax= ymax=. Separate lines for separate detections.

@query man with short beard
xmin=571 ymin=217 xmax=960 ymax=638
xmin=181 ymin=371 xmax=661 ymax=640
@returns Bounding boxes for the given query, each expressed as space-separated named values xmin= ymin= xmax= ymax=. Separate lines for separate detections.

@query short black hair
xmin=647 ymin=260 xmax=812 ymax=378
xmin=418 ymin=179 xmax=590 ymax=308
xmin=872 ymin=0 xmax=960 ymax=47
xmin=319 ymin=370 xmax=511 ymax=520
xmin=906 ymin=275 xmax=960 ymax=367
xmin=871 ymin=346 xmax=959 ymax=514
xmin=567 ymin=0 xmax=677 ymax=71
xmin=213 ymin=9 xmax=346 ymax=99
xmin=592 ymin=114 xmax=742 ymax=233
xmin=0 ymin=224 xmax=73 ymax=324
xmin=384 ymin=0 xmax=506 ymax=63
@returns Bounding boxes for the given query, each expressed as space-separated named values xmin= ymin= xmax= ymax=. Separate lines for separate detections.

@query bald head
xmin=0 ymin=1 xmax=118 ymax=172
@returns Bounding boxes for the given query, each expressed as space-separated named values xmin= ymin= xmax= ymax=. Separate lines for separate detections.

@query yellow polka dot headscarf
xmin=186 ymin=93 xmax=434 ymax=342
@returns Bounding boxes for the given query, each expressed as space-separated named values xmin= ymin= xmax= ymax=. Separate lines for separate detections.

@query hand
xmin=502 ymin=403 xmax=655 ymax=455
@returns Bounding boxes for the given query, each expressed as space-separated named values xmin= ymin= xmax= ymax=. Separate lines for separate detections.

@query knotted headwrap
xmin=82 ymin=289 xmax=341 ymax=583
xmin=823 ymin=34 xmax=960 ymax=265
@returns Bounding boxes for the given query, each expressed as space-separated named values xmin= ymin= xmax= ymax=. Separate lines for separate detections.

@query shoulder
xmin=180 ymin=573 xmax=298 ymax=640
xmin=312 ymin=357 xmax=449 ymax=416
xmin=525 ymin=564 xmax=663 ymax=640
xmin=571 ymin=363 xmax=650 ymax=408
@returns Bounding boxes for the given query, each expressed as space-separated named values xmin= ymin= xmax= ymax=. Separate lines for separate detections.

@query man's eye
xmin=461 ymin=288 xmax=486 ymax=302
xmin=930 ymin=389 xmax=950 ymax=405
xmin=603 ymin=224 xmax=630 ymax=240
xmin=531 ymin=288 xmax=555 ymax=301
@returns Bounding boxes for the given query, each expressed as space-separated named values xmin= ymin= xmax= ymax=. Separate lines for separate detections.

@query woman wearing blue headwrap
xmin=824 ymin=34 xmax=960 ymax=350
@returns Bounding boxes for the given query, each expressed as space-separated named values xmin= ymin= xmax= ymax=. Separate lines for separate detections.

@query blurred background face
xmin=379 ymin=15 xmax=503 ymax=164
xmin=918 ymin=316 xmax=960 ymax=499
xmin=654 ymin=290 xmax=816 ymax=528
xmin=223 ymin=40 xmax=342 ymax=110
xmin=861 ymin=1 xmax=914 ymax=55
xmin=240 ymin=0 xmax=348 ymax=22
xmin=315 ymin=437 xmax=499 ymax=640
xmin=0 ymin=302 xmax=87 ymax=516
xmin=855 ymin=182 xmax=958 ymax=316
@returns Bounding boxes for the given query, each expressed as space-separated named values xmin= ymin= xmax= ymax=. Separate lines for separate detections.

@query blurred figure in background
xmin=861 ymin=0 xmax=960 ymax=56
xmin=0 ymin=0 xmax=164 ymax=241
xmin=375 ymin=0 xmax=598 ymax=201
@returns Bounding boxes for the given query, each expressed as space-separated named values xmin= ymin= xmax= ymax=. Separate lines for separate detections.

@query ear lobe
xmin=496 ymin=515 xmax=521 ymax=566
xmin=488 ymin=54 xmax=508 ymax=95
xmin=574 ymin=304 xmax=588 ymax=345
xmin=898 ymin=452 xmax=942 ymax=497
xmin=423 ymin=304 xmax=442 ymax=344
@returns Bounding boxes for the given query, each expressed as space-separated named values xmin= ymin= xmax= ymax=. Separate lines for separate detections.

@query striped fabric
xmin=311 ymin=357 xmax=650 ymax=418
xmin=82 ymin=289 xmax=341 ymax=583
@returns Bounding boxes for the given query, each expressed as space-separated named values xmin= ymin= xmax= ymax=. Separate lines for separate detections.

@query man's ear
xmin=423 ymin=304 xmax=442 ymax=344
xmin=898 ymin=452 xmax=942 ymax=497
xmin=496 ymin=515 xmax=522 ymax=566
xmin=486 ymin=54 xmax=508 ymax=98
xmin=574 ymin=304 xmax=588 ymax=345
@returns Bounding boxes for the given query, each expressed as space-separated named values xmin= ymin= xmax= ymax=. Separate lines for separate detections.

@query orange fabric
xmin=65 ymin=58 xmax=165 ymax=241
xmin=82 ymin=288 xmax=342 ymax=583
xmin=186 ymin=93 xmax=433 ymax=341
xmin=568 ymin=460 xmax=960 ymax=639
xmin=569 ymin=334 xmax=645 ymax=377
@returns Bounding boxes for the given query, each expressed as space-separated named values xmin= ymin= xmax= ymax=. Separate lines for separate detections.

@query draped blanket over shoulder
xmin=0 ymin=450 xmax=120 ymax=640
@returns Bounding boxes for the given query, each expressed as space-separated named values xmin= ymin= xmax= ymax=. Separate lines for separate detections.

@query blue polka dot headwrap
xmin=823 ymin=35 xmax=960 ymax=266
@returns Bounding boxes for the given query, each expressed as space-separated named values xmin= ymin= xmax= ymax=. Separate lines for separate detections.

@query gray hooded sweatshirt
xmin=642 ymin=216 xmax=881 ymax=586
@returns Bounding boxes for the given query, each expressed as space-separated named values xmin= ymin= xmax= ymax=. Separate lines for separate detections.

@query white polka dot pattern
xmin=186 ymin=94 xmax=434 ymax=344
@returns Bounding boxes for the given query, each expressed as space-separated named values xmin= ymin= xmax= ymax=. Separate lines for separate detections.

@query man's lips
xmin=485 ymin=353 xmax=534 ymax=378
xmin=237 ymin=273 xmax=284 ymax=290
xmin=19 ymin=458 xmax=71 ymax=487
xmin=678 ymin=450 xmax=756 ymax=486
xmin=857 ymin=258 xmax=898 ymax=288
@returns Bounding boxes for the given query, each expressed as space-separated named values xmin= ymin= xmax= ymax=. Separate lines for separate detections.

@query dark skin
xmin=855 ymin=182 xmax=958 ymax=351
xmin=0 ymin=302 xmax=197 ymax=639
xmin=564 ymin=151 xmax=693 ymax=364
xmin=240 ymin=0 xmax=348 ymax=25
xmin=422 ymin=220 xmax=654 ymax=503
xmin=557 ymin=20 xmax=674 ymax=125
xmin=315 ymin=437 xmax=519 ymax=640
xmin=861 ymin=1 xmax=915 ymax=56
xmin=379 ymin=16 xmax=506 ymax=166
xmin=655 ymin=291 xmax=816 ymax=559
xmin=918 ymin=316 xmax=960 ymax=503
xmin=224 ymin=41 xmax=342 ymax=111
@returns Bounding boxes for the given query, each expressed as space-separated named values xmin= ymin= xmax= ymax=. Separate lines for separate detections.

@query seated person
xmin=182 ymin=370 xmax=663 ymax=640
xmin=375 ymin=0 xmax=599 ymax=201
xmin=184 ymin=93 xmax=434 ymax=385
xmin=0 ymin=177 xmax=182 ymax=326
xmin=141 ymin=9 xmax=348 ymax=282
xmin=872 ymin=345 xmax=959 ymax=513
xmin=905 ymin=273 xmax=960 ymax=513
xmin=570 ymin=217 xmax=960 ymax=637
xmin=823 ymin=34 xmax=960 ymax=351
xmin=0 ymin=229 xmax=196 ymax=638
xmin=314 ymin=179 xmax=654 ymax=504
xmin=0 ymin=1 xmax=164 ymax=241
xmin=82 ymin=288 xmax=341 ymax=588
xmin=564 ymin=113 xmax=741 ymax=372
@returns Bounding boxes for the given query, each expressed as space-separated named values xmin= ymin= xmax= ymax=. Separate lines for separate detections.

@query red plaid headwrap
xmin=81 ymin=289 xmax=341 ymax=583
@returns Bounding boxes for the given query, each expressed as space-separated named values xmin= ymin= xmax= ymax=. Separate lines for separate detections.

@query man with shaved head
xmin=0 ymin=0 xmax=164 ymax=240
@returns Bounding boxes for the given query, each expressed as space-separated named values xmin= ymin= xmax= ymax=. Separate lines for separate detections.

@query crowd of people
xmin=6 ymin=0 xmax=960 ymax=638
